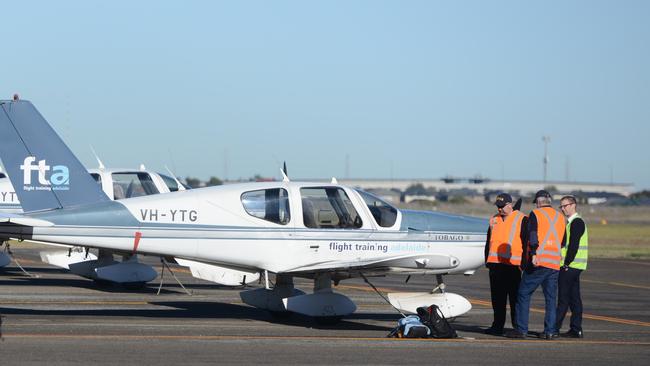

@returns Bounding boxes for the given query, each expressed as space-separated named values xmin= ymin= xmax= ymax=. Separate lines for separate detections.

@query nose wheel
xmin=431 ymin=274 xmax=446 ymax=293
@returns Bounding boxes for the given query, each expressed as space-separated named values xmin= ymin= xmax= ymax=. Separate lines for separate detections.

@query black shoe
xmin=560 ymin=330 xmax=584 ymax=338
xmin=540 ymin=332 xmax=559 ymax=340
xmin=484 ymin=327 xmax=504 ymax=336
xmin=505 ymin=330 xmax=526 ymax=339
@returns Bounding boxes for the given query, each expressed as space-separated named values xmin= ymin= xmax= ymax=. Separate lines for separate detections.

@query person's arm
xmin=528 ymin=212 xmax=538 ymax=255
xmin=563 ymin=218 xmax=585 ymax=267
xmin=528 ymin=212 xmax=541 ymax=266
xmin=519 ymin=215 xmax=528 ymax=267
xmin=485 ymin=226 xmax=491 ymax=264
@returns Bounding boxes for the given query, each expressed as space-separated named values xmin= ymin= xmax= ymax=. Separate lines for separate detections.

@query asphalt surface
xmin=0 ymin=245 xmax=648 ymax=365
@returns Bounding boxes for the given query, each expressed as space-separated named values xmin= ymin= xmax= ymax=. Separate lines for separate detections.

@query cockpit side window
xmin=90 ymin=173 xmax=102 ymax=186
xmin=160 ymin=174 xmax=180 ymax=192
xmin=356 ymin=189 xmax=398 ymax=228
xmin=112 ymin=172 xmax=160 ymax=200
xmin=300 ymin=187 xmax=363 ymax=229
xmin=0 ymin=173 xmax=6 ymax=179
xmin=241 ymin=188 xmax=291 ymax=225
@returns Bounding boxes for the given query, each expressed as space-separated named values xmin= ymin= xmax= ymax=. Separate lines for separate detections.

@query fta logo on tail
xmin=20 ymin=157 xmax=70 ymax=191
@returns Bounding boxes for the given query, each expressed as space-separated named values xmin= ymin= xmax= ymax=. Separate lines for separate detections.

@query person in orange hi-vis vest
xmin=483 ymin=193 xmax=528 ymax=336
xmin=506 ymin=190 xmax=566 ymax=340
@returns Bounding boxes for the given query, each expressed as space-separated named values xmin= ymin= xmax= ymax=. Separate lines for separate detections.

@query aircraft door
xmin=294 ymin=186 xmax=371 ymax=241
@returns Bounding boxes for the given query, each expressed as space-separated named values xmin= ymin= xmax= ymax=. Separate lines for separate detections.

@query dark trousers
xmin=488 ymin=264 xmax=521 ymax=330
xmin=556 ymin=267 xmax=583 ymax=332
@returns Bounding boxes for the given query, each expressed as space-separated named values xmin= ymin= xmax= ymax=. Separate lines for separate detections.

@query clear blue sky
xmin=2 ymin=1 xmax=649 ymax=189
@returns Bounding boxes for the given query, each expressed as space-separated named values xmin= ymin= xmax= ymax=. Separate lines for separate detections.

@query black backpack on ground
xmin=416 ymin=305 xmax=458 ymax=339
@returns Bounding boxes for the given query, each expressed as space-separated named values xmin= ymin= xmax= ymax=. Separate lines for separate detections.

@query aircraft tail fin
xmin=0 ymin=100 xmax=110 ymax=212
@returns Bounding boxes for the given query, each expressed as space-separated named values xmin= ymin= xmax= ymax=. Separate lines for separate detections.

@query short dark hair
xmin=560 ymin=195 xmax=577 ymax=205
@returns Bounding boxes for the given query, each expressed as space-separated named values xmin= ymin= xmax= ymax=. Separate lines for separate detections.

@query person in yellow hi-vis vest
xmin=556 ymin=195 xmax=588 ymax=338
xmin=484 ymin=193 xmax=527 ymax=336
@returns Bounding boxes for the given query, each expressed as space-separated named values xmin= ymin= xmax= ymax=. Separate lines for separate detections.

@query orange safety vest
xmin=533 ymin=207 xmax=566 ymax=270
xmin=487 ymin=211 xmax=525 ymax=266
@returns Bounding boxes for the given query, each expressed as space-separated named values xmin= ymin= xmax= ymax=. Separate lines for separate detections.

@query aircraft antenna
xmin=164 ymin=165 xmax=178 ymax=179
xmin=90 ymin=145 xmax=105 ymax=171
xmin=281 ymin=162 xmax=290 ymax=182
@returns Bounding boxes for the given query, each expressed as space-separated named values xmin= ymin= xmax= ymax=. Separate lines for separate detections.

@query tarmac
xmin=0 ymin=245 xmax=648 ymax=365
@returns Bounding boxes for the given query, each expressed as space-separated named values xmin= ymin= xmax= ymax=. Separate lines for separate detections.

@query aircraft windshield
xmin=300 ymin=187 xmax=362 ymax=229
xmin=112 ymin=172 xmax=159 ymax=199
xmin=356 ymin=189 xmax=398 ymax=228
xmin=160 ymin=174 xmax=180 ymax=192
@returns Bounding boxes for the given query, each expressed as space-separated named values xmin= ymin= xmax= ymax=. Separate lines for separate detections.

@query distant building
xmin=364 ymin=188 xmax=401 ymax=204
xmin=404 ymin=194 xmax=436 ymax=204
xmin=329 ymin=178 xmax=633 ymax=198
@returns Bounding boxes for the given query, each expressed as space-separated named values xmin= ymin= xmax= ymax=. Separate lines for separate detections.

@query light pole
xmin=542 ymin=136 xmax=550 ymax=183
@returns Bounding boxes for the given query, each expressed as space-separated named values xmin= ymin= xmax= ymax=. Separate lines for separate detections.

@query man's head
xmin=559 ymin=195 xmax=577 ymax=217
xmin=495 ymin=193 xmax=513 ymax=216
xmin=533 ymin=190 xmax=552 ymax=208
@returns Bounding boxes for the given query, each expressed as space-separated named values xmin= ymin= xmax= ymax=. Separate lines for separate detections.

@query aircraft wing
xmin=0 ymin=213 xmax=54 ymax=227
xmin=280 ymin=253 xmax=459 ymax=274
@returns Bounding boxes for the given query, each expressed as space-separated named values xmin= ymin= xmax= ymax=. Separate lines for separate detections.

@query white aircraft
xmin=0 ymin=100 xmax=486 ymax=320
xmin=0 ymin=165 xmax=190 ymax=285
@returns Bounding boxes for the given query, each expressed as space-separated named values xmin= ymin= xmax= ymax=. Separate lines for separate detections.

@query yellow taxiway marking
xmin=337 ymin=284 xmax=650 ymax=328
xmin=609 ymin=260 xmax=650 ymax=267
xmin=3 ymin=333 xmax=650 ymax=346
xmin=582 ymin=279 xmax=650 ymax=290
xmin=0 ymin=300 xmax=149 ymax=305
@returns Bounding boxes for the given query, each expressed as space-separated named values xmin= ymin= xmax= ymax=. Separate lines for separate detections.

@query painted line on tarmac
xmin=3 ymin=333 xmax=650 ymax=346
xmin=0 ymin=300 xmax=149 ymax=305
xmin=608 ymin=260 xmax=650 ymax=267
xmin=338 ymin=284 xmax=650 ymax=328
xmin=582 ymin=279 xmax=650 ymax=290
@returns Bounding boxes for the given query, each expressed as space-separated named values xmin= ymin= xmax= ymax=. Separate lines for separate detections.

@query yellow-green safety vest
xmin=561 ymin=214 xmax=588 ymax=270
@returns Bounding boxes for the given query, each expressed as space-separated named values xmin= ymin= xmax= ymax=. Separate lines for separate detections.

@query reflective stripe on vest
xmin=487 ymin=211 xmax=524 ymax=265
xmin=561 ymin=214 xmax=589 ymax=270
xmin=534 ymin=207 xmax=565 ymax=270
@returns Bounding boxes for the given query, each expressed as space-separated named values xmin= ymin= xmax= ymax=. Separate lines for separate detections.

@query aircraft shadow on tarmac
xmin=0 ymin=301 xmax=393 ymax=331
xmin=0 ymin=266 xmax=244 ymax=294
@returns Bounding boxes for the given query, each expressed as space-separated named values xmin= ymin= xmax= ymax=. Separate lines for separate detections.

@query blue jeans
xmin=515 ymin=266 xmax=559 ymax=335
